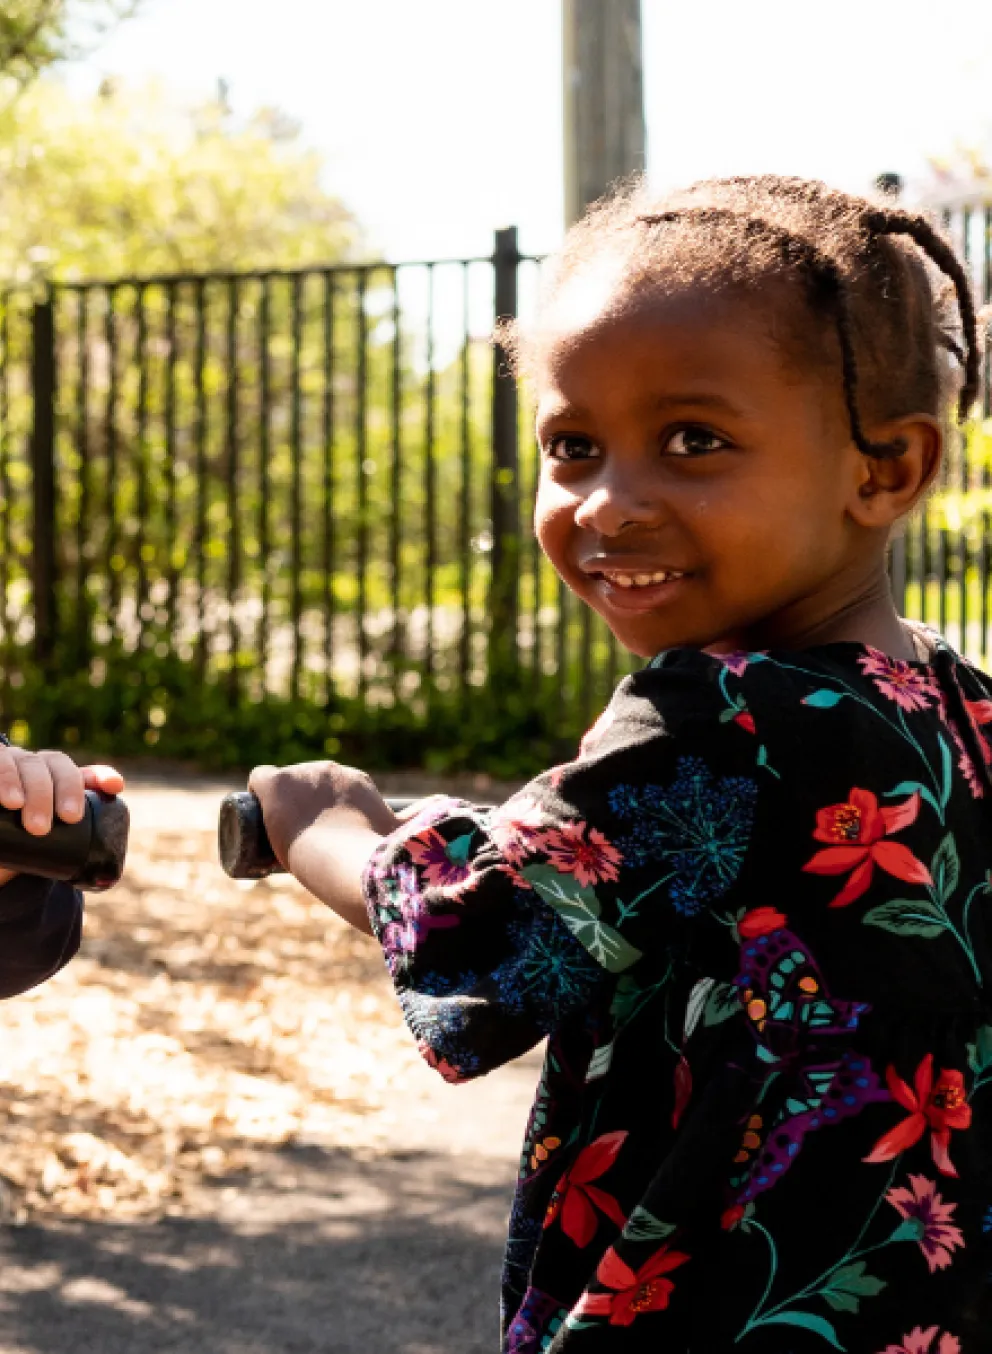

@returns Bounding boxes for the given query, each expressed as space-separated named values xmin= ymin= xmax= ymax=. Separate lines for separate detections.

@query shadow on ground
xmin=0 ymin=1143 xmax=514 ymax=1353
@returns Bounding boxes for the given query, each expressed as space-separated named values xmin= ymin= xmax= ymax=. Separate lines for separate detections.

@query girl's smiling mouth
xmin=583 ymin=562 xmax=690 ymax=612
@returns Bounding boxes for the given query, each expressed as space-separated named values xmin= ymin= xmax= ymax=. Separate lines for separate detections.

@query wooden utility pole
xmin=563 ymin=0 xmax=646 ymax=227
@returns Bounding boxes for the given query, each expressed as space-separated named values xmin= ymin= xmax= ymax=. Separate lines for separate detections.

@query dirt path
xmin=0 ymin=770 xmax=537 ymax=1353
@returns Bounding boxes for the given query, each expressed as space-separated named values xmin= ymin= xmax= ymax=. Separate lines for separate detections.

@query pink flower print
xmin=950 ymin=725 xmax=984 ymax=799
xmin=858 ymin=648 xmax=938 ymax=713
xmin=887 ymin=1174 xmax=965 ymax=1272
xmin=407 ymin=827 xmax=475 ymax=890
xmin=381 ymin=866 xmax=460 ymax=960
xmin=718 ymin=651 xmax=759 ymax=676
xmin=418 ymin=1039 xmax=467 ymax=1084
xmin=539 ymin=821 xmax=622 ymax=887
xmin=489 ymin=796 xmax=547 ymax=869
xmin=880 ymin=1328 xmax=961 ymax=1354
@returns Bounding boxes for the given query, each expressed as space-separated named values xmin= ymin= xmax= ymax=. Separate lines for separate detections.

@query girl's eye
xmin=545 ymin=433 xmax=599 ymax=463
xmin=664 ymin=427 xmax=729 ymax=457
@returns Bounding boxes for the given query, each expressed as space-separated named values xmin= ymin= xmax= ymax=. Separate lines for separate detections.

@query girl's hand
xmin=0 ymin=749 xmax=125 ymax=887
xmin=247 ymin=761 xmax=399 ymax=934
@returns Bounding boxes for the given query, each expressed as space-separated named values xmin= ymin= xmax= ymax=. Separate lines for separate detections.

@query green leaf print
xmin=931 ymin=834 xmax=960 ymax=904
xmin=862 ymin=898 xmax=947 ymax=939
xmin=819 ymin=1261 xmax=886 ymax=1314
xmin=756 ymin=1311 xmax=844 ymax=1349
xmin=884 ymin=781 xmax=941 ymax=817
xmin=703 ymin=981 xmax=741 ymax=1027
xmin=803 ymin=689 xmax=846 ymax=708
xmin=623 ymin=1206 xmax=677 ymax=1243
xmin=938 ymin=733 xmax=953 ymax=810
xmin=684 ymin=977 xmax=714 ymax=1040
xmin=445 ymin=833 xmax=476 ymax=866
xmin=520 ymin=864 xmax=643 ymax=974
xmin=968 ymin=1025 xmax=992 ymax=1076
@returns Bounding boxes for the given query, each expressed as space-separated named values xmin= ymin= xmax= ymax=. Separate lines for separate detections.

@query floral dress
xmin=362 ymin=637 xmax=992 ymax=1354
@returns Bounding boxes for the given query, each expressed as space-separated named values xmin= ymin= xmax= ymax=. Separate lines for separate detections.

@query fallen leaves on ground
xmin=0 ymin=818 xmax=425 ymax=1222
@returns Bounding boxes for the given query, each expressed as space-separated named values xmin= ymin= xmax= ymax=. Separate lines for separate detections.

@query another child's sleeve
xmin=0 ymin=876 xmax=82 ymax=999
xmin=362 ymin=659 xmax=762 ymax=1081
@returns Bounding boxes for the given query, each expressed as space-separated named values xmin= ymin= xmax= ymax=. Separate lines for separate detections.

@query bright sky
xmin=70 ymin=0 xmax=992 ymax=263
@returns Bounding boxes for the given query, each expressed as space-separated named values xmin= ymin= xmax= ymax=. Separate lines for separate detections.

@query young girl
xmin=0 ymin=740 xmax=123 ymax=998
xmin=249 ymin=176 xmax=992 ymax=1352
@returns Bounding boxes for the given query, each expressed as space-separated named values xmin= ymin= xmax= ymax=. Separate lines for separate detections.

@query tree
xmin=0 ymin=0 xmax=139 ymax=86
xmin=0 ymin=81 xmax=361 ymax=280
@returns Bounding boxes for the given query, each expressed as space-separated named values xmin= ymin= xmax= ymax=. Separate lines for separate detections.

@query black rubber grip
xmin=0 ymin=789 xmax=129 ymax=891
xmin=218 ymin=790 xmax=416 ymax=880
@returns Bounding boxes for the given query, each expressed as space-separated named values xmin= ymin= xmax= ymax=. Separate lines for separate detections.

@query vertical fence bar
xmin=491 ymin=227 xmax=520 ymax=688
xmin=226 ymin=277 xmax=241 ymax=701
xmin=983 ymin=206 xmax=992 ymax=659
xmin=355 ymin=270 xmax=369 ymax=702
xmin=164 ymin=281 xmax=178 ymax=641
xmin=134 ymin=284 xmax=148 ymax=652
xmin=389 ymin=268 xmax=402 ymax=695
xmin=75 ymin=289 xmax=91 ymax=663
xmin=194 ymin=279 xmax=208 ymax=679
xmin=458 ymin=264 xmax=472 ymax=703
xmin=423 ymin=264 xmax=436 ymax=686
xmin=0 ymin=297 xmax=10 ymax=663
xmin=290 ymin=273 xmax=303 ymax=702
xmin=258 ymin=275 xmax=271 ymax=691
xmin=322 ymin=270 xmax=335 ymax=703
xmin=31 ymin=293 xmax=57 ymax=668
xmin=104 ymin=286 xmax=120 ymax=629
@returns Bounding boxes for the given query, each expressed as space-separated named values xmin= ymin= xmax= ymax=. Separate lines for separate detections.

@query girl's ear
xmin=847 ymin=414 xmax=943 ymax=528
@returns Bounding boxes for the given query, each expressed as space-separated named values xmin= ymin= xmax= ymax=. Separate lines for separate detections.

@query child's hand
xmin=0 ymin=750 xmax=125 ymax=887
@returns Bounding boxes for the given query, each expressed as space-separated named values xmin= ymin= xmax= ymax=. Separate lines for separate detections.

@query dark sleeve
xmin=0 ymin=875 xmax=83 ymax=999
xmin=362 ymin=657 xmax=763 ymax=1082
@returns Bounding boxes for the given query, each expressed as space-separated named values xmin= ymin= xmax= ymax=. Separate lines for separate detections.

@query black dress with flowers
xmin=362 ymin=636 xmax=992 ymax=1354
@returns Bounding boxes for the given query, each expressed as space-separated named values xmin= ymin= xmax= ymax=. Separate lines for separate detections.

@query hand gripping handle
xmin=218 ymin=790 xmax=417 ymax=880
xmin=0 ymin=789 xmax=129 ymax=891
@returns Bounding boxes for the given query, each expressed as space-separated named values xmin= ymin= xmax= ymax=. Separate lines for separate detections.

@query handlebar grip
xmin=0 ymin=789 xmax=129 ymax=891
xmin=218 ymin=790 xmax=417 ymax=880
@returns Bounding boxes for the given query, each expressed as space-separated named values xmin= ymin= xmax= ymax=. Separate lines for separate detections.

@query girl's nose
xmin=573 ymin=475 xmax=661 ymax=537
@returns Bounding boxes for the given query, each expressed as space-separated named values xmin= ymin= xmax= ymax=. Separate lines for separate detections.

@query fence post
xmin=490 ymin=227 xmax=520 ymax=686
xmin=31 ymin=293 xmax=57 ymax=669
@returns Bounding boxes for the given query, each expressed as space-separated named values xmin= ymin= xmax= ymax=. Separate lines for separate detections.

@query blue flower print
xmin=609 ymin=755 xmax=757 ymax=915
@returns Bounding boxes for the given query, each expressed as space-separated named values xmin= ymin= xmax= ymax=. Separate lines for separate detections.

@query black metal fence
xmin=0 ymin=211 xmax=990 ymax=769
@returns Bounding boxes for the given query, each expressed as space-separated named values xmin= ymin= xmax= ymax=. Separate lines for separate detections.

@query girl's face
xmin=534 ymin=281 xmax=887 ymax=659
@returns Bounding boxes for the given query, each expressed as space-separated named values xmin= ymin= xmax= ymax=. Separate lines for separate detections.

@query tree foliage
xmin=0 ymin=81 xmax=362 ymax=281
xmin=0 ymin=0 xmax=139 ymax=86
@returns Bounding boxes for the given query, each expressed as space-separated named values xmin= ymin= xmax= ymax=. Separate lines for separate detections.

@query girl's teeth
xmin=606 ymin=570 xmax=679 ymax=588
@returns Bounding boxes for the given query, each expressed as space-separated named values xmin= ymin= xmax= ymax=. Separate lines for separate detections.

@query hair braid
xmin=860 ymin=206 xmax=981 ymax=421
xmin=638 ymin=207 xmax=906 ymax=459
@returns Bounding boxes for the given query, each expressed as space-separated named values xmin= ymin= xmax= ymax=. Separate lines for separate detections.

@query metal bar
xmin=56 ymin=257 xmax=500 ymax=292
xmin=104 ymin=287 xmax=120 ymax=628
xmin=75 ymin=288 xmax=91 ymax=662
xmin=134 ymin=284 xmax=149 ymax=652
xmin=355 ymin=270 xmax=369 ymax=701
xmin=0 ymin=297 xmax=9 ymax=661
xmin=258 ymin=275 xmax=271 ymax=688
xmin=290 ymin=272 xmax=303 ymax=702
xmin=322 ymin=270 xmax=335 ymax=702
xmin=164 ymin=281 xmax=178 ymax=642
xmin=226 ymin=276 xmax=241 ymax=702
xmin=194 ymin=279 xmax=208 ymax=679
xmin=424 ymin=264 xmax=436 ymax=684
xmin=30 ymin=294 xmax=57 ymax=667
xmin=389 ymin=268 xmax=402 ymax=695
xmin=458 ymin=264 xmax=471 ymax=702
xmin=490 ymin=227 xmax=520 ymax=686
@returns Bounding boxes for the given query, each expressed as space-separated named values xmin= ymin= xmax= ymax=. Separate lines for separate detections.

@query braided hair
xmin=509 ymin=176 xmax=982 ymax=459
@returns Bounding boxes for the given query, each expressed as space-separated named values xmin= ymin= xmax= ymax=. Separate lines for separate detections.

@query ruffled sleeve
xmin=362 ymin=655 xmax=763 ymax=1081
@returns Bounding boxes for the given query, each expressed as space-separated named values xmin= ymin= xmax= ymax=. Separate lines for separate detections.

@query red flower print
xmin=803 ymin=787 xmax=931 ymax=908
xmin=672 ymin=1056 xmax=692 ymax=1129
xmin=417 ymin=1040 xmax=467 ymax=1085
xmin=489 ymin=796 xmax=547 ymax=868
xmin=544 ymin=1130 xmax=628 ymax=1247
xmin=738 ymin=907 xmax=787 ymax=938
xmin=720 ymin=1203 xmax=746 ymax=1231
xmin=880 ymin=1327 xmax=961 ymax=1354
xmin=572 ymin=1243 xmax=690 ymax=1326
xmin=963 ymin=697 xmax=992 ymax=767
xmin=539 ymin=821 xmax=622 ymax=888
xmin=407 ymin=828 xmax=474 ymax=890
xmin=865 ymin=1055 xmax=972 ymax=1177
xmin=886 ymin=1174 xmax=965 ymax=1273
xmin=858 ymin=649 xmax=938 ymax=712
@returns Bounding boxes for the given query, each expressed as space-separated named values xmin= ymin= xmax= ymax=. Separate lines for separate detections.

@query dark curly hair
xmin=502 ymin=175 xmax=982 ymax=459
